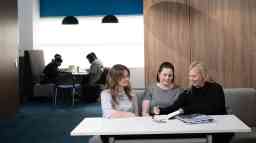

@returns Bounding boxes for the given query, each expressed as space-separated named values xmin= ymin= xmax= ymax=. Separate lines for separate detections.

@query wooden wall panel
xmin=189 ymin=0 xmax=232 ymax=86
xmin=190 ymin=0 xmax=256 ymax=88
xmin=0 ymin=0 xmax=18 ymax=118
xmin=144 ymin=0 xmax=256 ymax=88
xmin=144 ymin=0 xmax=191 ymax=87
xmin=249 ymin=0 xmax=256 ymax=88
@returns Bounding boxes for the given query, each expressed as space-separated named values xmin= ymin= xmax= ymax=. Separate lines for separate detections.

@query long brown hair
xmin=106 ymin=64 xmax=132 ymax=107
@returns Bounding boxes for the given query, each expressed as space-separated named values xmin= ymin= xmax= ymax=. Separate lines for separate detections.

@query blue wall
xmin=40 ymin=0 xmax=143 ymax=17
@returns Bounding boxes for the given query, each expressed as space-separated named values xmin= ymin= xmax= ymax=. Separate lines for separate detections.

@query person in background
xmin=86 ymin=52 xmax=104 ymax=85
xmin=42 ymin=54 xmax=63 ymax=83
xmin=101 ymin=64 xmax=137 ymax=118
xmin=54 ymin=54 xmax=62 ymax=61
xmin=142 ymin=62 xmax=183 ymax=116
xmin=81 ymin=52 xmax=104 ymax=102
xmin=154 ymin=61 xmax=233 ymax=143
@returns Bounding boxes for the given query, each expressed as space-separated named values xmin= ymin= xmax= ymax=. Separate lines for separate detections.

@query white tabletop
xmin=70 ymin=115 xmax=251 ymax=136
xmin=72 ymin=72 xmax=88 ymax=75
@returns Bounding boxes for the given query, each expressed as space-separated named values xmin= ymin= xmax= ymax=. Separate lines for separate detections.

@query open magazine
xmin=175 ymin=114 xmax=214 ymax=124
xmin=153 ymin=111 xmax=214 ymax=124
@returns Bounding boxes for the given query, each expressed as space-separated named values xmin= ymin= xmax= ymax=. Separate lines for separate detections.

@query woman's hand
xmin=127 ymin=112 xmax=136 ymax=117
xmin=110 ymin=110 xmax=136 ymax=118
xmin=153 ymin=106 xmax=160 ymax=115
xmin=142 ymin=100 xmax=150 ymax=116
xmin=142 ymin=113 xmax=150 ymax=116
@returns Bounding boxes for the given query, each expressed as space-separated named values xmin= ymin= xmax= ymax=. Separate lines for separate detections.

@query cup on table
xmin=149 ymin=104 xmax=160 ymax=117
xmin=153 ymin=105 xmax=160 ymax=115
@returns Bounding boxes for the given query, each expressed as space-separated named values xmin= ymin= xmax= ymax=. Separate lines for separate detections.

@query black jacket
xmin=42 ymin=62 xmax=59 ymax=83
xmin=160 ymin=82 xmax=227 ymax=115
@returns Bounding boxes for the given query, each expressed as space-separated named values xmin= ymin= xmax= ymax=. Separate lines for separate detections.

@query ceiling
xmin=40 ymin=0 xmax=143 ymax=17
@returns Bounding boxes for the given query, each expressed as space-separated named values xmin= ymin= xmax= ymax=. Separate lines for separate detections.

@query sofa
xmin=224 ymin=88 xmax=256 ymax=143
xmin=130 ymin=88 xmax=256 ymax=143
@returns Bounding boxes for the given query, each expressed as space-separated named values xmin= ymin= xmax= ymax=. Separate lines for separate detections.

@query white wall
xmin=37 ymin=16 xmax=144 ymax=69
xmin=18 ymin=0 xmax=39 ymax=56
xmin=18 ymin=1 xmax=145 ymax=88
xmin=37 ymin=16 xmax=145 ymax=88
xmin=130 ymin=67 xmax=145 ymax=89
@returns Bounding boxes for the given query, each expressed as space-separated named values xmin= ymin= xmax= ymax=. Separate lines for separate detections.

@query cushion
xmin=224 ymin=88 xmax=256 ymax=127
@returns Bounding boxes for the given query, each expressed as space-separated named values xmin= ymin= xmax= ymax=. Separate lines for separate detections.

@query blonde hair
xmin=189 ymin=61 xmax=213 ymax=86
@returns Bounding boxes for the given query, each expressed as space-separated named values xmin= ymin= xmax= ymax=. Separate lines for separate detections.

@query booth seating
xmin=23 ymin=50 xmax=55 ymax=98
xmin=131 ymin=88 xmax=256 ymax=143
xmin=224 ymin=88 xmax=256 ymax=143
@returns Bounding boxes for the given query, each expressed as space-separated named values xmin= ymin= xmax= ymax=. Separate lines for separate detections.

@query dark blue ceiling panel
xmin=40 ymin=0 xmax=143 ymax=17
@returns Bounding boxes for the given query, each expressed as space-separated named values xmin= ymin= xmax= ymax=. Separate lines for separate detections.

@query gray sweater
xmin=143 ymin=84 xmax=183 ymax=112
xmin=89 ymin=59 xmax=103 ymax=85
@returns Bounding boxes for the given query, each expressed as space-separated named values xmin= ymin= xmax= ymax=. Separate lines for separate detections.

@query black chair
xmin=81 ymin=68 xmax=109 ymax=102
xmin=54 ymin=73 xmax=81 ymax=106
xmin=96 ymin=67 xmax=109 ymax=85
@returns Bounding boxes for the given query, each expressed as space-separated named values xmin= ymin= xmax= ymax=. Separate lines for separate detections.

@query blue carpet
xmin=0 ymin=101 xmax=102 ymax=143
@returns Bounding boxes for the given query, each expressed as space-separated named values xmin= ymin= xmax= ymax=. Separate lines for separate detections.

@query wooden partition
xmin=144 ymin=0 xmax=256 ymax=88
xmin=0 ymin=0 xmax=18 ymax=118
xmin=144 ymin=0 xmax=191 ymax=87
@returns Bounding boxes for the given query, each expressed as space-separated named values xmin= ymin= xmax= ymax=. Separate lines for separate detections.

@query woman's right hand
xmin=153 ymin=106 xmax=160 ymax=115
xmin=127 ymin=112 xmax=136 ymax=117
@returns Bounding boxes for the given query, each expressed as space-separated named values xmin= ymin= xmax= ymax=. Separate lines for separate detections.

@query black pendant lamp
xmin=62 ymin=16 xmax=79 ymax=25
xmin=102 ymin=15 xmax=119 ymax=23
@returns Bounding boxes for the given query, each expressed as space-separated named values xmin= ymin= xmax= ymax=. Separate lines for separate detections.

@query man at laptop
xmin=42 ymin=54 xmax=70 ymax=84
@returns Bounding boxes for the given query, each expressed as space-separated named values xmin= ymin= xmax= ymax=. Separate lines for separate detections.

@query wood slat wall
xmin=144 ymin=0 xmax=191 ymax=87
xmin=144 ymin=0 xmax=256 ymax=88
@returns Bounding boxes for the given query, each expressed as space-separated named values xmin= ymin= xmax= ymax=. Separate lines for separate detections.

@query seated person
xmin=81 ymin=52 xmax=104 ymax=102
xmin=154 ymin=61 xmax=233 ymax=143
xmin=101 ymin=64 xmax=137 ymax=118
xmin=86 ymin=52 xmax=104 ymax=85
xmin=89 ymin=64 xmax=137 ymax=143
xmin=42 ymin=54 xmax=70 ymax=84
xmin=156 ymin=61 xmax=226 ymax=115
xmin=142 ymin=62 xmax=183 ymax=116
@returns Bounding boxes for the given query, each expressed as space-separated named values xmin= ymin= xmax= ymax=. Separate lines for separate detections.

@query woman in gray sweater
xmin=142 ymin=62 xmax=183 ymax=116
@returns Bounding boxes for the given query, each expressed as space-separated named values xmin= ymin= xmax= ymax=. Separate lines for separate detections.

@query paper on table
xmin=153 ymin=110 xmax=182 ymax=123
xmin=153 ymin=115 xmax=168 ymax=123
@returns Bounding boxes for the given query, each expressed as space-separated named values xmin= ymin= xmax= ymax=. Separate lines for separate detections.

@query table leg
xmin=206 ymin=135 xmax=212 ymax=143
xmin=100 ymin=135 xmax=110 ymax=143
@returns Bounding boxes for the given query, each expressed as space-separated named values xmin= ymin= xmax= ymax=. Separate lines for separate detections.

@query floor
xmin=0 ymin=98 xmax=102 ymax=143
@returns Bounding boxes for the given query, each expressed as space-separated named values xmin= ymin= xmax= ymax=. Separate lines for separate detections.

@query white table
xmin=71 ymin=115 xmax=251 ymax=143
xmin=72 ymin=72 xmax=88 ymax=75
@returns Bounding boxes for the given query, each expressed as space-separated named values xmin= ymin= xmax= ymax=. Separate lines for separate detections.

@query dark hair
xmin=106 ymin=64 xmax=132 ymax=107
xmin=86 ymin=52 xmax=97 ymax=63
xmin=54 ymin=54 xmax=62 ymax=63
xmin=157 ymin=62 xmax=175 ymax=82
xmin=54 ymin=54 xmax=61 ymax=59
